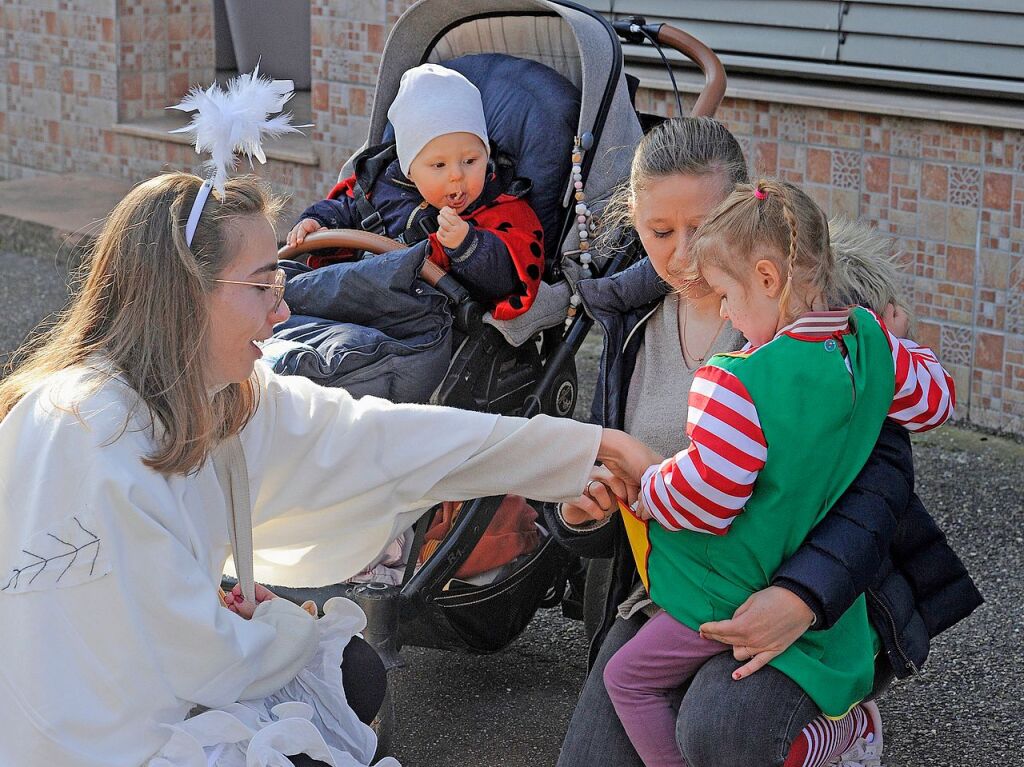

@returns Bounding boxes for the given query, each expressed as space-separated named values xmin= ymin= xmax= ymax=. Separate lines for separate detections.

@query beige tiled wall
xmin=1 ymin=0 xmax=1021 ymax=433
xmin=638 ymin=89 xmax=1023 ymax=433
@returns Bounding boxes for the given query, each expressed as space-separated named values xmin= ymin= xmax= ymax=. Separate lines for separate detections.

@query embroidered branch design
xmin=3 ymin=517 xmax=101 ymax=592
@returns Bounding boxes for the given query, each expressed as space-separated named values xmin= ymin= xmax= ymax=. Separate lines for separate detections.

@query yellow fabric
xmin=619 ymin=499 xmax=651 ymax=592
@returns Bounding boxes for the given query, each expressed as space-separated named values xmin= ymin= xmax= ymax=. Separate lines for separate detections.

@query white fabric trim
xmin=186 ymin=179 xmax=214 ymax=247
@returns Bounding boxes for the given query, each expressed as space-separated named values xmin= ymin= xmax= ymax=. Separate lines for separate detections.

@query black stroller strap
xmin=402 ymin=507 xmax=435 ymax=585
xmin=352 ymin=177 xmax=387 ymax=237
xmin=350 ymin=142 xmax=395 ymax=237
xmin=350 ymin=141 xmax=442 ymax=244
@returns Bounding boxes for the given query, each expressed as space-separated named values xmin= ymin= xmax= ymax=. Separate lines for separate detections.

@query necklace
xmin=678 ymin=300 xmax=726 ymax=369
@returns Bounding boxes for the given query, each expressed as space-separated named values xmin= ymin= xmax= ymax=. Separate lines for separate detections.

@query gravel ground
xmin=0 ymin=250 xmax=74 ymax=370
xmin=880 ymin=427 xmax=1024 ymax=766
xmin=2 ymin=251 xmax=1019 ymax=766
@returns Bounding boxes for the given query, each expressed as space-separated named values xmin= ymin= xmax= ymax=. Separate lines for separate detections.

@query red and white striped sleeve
xmin=639 ymin=365 xmax=767 ymax=535
xmin=867 ymin=310 xmax=956 ymax=432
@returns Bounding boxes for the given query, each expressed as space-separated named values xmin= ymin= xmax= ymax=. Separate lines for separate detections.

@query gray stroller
xmin=268 ymin=0 xmax=727 ymax=668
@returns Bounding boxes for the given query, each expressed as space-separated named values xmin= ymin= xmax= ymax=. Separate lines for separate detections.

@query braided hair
xmin=686 ymin=178 xmax=836 ymax=323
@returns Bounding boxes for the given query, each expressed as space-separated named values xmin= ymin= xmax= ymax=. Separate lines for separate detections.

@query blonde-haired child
xmin=603 ymin=179 xmax=955 ymax=767
xmin=830 ymin=216 xmax=913 ymax=336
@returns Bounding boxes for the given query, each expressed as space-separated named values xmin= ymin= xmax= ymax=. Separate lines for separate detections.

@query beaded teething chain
xmin=565 ymin=134 xmax=595 ymax=329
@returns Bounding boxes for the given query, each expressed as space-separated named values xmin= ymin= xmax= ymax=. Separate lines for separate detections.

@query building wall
xmin=0 ymin=0 xmax=412 ymax=216
xmin=636 ymin=89 xmax=1023 ymax=434
xmin=1 ymin=0 xmax=1021 ymax=434
xmin=2 ymin=0 xmax=119 ymax=179
xmin=1 ymin=0 xmax=214 ymax=179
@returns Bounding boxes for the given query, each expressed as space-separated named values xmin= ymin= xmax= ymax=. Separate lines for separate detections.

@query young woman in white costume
xmin=0 ymin=172 xmax=645 ymax=767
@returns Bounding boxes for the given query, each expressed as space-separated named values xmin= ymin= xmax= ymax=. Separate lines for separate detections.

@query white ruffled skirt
xmin=149 ymin=598 xmax=400 ymax=767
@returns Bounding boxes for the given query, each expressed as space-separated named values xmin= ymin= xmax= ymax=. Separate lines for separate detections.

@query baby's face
xmin=406 ymin=132 xmax=488 ymax=213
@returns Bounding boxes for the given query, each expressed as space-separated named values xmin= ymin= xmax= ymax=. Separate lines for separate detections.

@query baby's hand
xmin=437 ymin=206 xmax=470 ymax=250
xmin=882 ymin=302 xmax=911 ymax=338
xmin=287 ymin=218 xmax=326 ymax=248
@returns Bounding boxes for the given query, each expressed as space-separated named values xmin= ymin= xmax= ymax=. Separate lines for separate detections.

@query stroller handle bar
xmin=278 ymin=229 xmax=399 ymax=262
xmin=656 ymin=24 xmax=727 ymax=118
xmin=277 ymin=229 xmax=449 ymax=288
xmin=613 ymin=18 xmax=727 ymax=118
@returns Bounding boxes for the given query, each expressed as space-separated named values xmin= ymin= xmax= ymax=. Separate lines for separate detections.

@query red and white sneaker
xmin=836 ymin=700 xmax=884 ymax=767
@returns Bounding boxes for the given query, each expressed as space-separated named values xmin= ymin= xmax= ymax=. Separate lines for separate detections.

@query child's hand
xmin=437 ymin=206 xmax=470 ymax=250
xmin=287 ymin=218 xmax=326 ymax=248
xmin=882 ymin=302 xmax=910 ymax=338
xmin=223 ymin=583 xmax=278 ymax=620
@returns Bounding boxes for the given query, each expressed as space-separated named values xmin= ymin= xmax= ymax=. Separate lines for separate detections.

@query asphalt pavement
xmin=0 ymin=249 xmax=75 ymax=371
xmin=1 ymin=249 xmax=1020 ymax=767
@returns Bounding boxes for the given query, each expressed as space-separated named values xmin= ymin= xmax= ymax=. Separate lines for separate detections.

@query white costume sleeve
xmin=0 ymin=379 xmax=321 ymax=767
xmin=242 ymin=368 xmax=601 ymax=583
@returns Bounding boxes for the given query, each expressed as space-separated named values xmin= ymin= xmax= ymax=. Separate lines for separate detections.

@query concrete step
xmin=0 ymin=173 xmax=132 ymax=265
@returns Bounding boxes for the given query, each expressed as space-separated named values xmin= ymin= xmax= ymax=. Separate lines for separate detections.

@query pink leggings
xmin=604 ymin=611 xmax=728 ymax=767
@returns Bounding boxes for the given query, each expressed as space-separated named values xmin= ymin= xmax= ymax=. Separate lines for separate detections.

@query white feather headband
xmin=168 ymin=64 xmax=306 ymax=246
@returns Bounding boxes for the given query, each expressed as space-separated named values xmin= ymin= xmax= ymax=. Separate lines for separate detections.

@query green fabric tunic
xmin=645 ymin=307 xmax=894 ymax=717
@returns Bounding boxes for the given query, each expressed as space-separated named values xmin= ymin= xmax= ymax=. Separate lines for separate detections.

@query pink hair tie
xmin=753 ymin=187 xmax=767 ymax=200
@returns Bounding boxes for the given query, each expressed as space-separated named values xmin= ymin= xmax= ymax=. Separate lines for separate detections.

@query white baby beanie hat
xmin=388 ymin=63 xmax=489 ymax=175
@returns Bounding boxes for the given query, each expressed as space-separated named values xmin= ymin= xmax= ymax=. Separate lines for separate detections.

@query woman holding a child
xmin=550 ymin=117 xmax=982 ymax=767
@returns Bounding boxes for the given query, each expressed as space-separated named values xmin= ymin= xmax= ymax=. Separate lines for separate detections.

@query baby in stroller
xmin=271 ymin=60 xmax=573 ymax=588
xmin=286 ymin=63 xmax=545 ymax=321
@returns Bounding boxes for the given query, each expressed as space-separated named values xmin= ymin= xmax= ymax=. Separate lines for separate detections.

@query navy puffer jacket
xmin=265 ymin=246 xmax=452 ymax=403
xmin=545 ymin=258 xmax=982 ymax=678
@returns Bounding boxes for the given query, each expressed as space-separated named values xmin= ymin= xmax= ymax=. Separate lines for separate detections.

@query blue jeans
xmin=557 ymin=615 xmax=820 ymax=767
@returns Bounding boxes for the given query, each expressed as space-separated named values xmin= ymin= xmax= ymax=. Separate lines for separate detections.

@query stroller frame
xmin=272 ymin=0 xmax=726 ymax=667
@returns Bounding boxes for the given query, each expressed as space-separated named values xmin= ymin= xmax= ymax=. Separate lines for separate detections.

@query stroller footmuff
xmin=265 ymin=246 xmax=452 ymax=402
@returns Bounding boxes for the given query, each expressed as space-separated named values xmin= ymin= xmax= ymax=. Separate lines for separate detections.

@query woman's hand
xmin=561 ymin=465 xmax=630 ymax=525
xmin=597 ymin=428 xmax=663 ymax=490
xmin=224 ymin=583 xmax=278 ymax=620
xmin=698 ymin=586 xmax=815 ymax=681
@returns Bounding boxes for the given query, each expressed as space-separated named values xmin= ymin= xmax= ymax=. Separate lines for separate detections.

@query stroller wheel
xmin=544 ymin=358 xmax=578 ymax=418
xmin=553 ymin=378 xmax=576 ymax=417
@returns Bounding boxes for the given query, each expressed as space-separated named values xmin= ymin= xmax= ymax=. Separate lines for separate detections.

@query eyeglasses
xmin=213 ymin=268 xmax=287 ymax=313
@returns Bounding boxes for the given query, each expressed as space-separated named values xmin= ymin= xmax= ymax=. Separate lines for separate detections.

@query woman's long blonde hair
xmin=0 ymin=172 xmax=283 ymax=475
